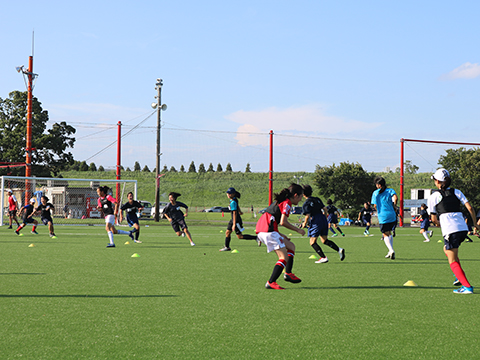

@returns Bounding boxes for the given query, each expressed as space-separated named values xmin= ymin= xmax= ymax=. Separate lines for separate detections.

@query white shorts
xmin=257 ymin=232 xmax=286 ymax=253
xmin=105 ymin=214 xmax=115 ymax=225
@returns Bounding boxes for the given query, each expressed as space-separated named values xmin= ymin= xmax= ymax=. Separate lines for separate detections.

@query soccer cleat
xmin=453 ymin=286 xmax=474 ymax=294
xmin=190 ymin=242 xmax=196 ymax=246
xmin=219 ymin=246 xmax=231 ymax=252
xmin=453 ymin=278 xmax=462 ymax=286
xmin=339 ymin=248 xmax=345 ymax=261
xmin=7 ymin=226 xmax=12 ymax=229
xmin=385 ymin=251 xmax=395 ymax=259
xmin=134 ymin=239 xmax=142 ymax=243
xmin=265 ymin=281 xmax=285 ymax=290
xmin=315 ymin=257 xmax=329 ymax=263
xmin=15 ymin=230 xmax=20 ymax=235
xmin=181 ymin=233 xmax=185 ymax=237
xmin=256 ymin=238 xmax=262 ymax=247
xmin=332 ymin=233 xmax=338 ymax=237
xmin=365 ymin=230 xmax=370 ymax=235
xmin=284 ymin=273 xmax=302 ymax=283
xmin=128 ymin=231 xmax=134 ymax=241
xmin=341 ymin=233 xmax=345 ymax=237
xmin=423 ymin=239 xmax=430 ymax=243
xmin=106 ymin=243 xmax=116 ymax=248
xmin=31 ymin=230 xmax=38 ymax=235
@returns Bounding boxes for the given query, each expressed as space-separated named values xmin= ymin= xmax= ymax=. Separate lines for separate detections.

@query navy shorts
xmin=327 ymin=214 xmax=338 ymax=224
xmin=420 ymin=219 xmax=429 ymax=231
xmin=23 ymin=217 xmax=35 ymax=224
xmin=171 ymin=219 xmax=187 ymax=233
xmin=41 ymin=217 xmax=53 ymax=225
xmin=227 ymin=218 xmax=244 ymax=235
xmin=380 ymin=221 xmax=396 ymax=234
xmin=308 ymin=215 xmax=329 ymax=238
xmin=362 ymin=216 xmax=371 ymax=226
xmin=444 ymin=231 xmax=468 ymax=250
xmin=126 ymin=215 xmax=139 ymax=227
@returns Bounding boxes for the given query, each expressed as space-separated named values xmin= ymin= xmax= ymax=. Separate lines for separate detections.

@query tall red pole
xmin=25 ymin=55 xmax=34 ymax=200
xmin=116 ymin=121 xmax=121 ymax=201
xmin=399 ymin=139 xmax=404 ymax=227
xmin=269 ymin=130 xmax=273 ymax=205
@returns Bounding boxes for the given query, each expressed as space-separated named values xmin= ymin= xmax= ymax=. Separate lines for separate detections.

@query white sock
xmin=383 ymin=235 xmax=394 ymax=253
xmin=107 ymin=231 xmax=114 ymax=244
xmin=117 ymin=230 xmax=129 ymax=235
xmin=422 ymin=232 xmax=429 ymax=240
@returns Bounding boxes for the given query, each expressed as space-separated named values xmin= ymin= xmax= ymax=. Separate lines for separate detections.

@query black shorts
xmin=9 ymin=210 xmax=17 ymax=217
xmin=227 ymin=219 xmax=244 ymax=235
xmin=171 ymin=219 xmax=187 ymax=233
xmin=380 ymin=221 xmax=396 ymax=234
xmin=42 ymin=217 xmax=53 ymax=225
xmin=23 ymin=217 xmax=35 ymax=224
xmin=444 ymin=231 xmax=468 ymax=250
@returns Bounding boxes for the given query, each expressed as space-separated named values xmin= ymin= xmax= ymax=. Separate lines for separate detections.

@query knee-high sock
xmin=225 ymin=236 xmax=231 ymax=248
xmin=450 ymin=261 xmax=471 ymax=288
xmin=422 ymin=232 xmax=429 ymax=241
xmin=135 ymin=229 xmax=140 ymax=240
xmin=241 ymin=234 xmax=257 ymax=240
xmin=117 ymin=230 xmax=129 ymax=235
xmin=336 ymin=226 xmax=344 ymax=235
xmin=324 ymin=239 xmax=340 ymax=252
xmin=312 ymin=243 xmax=326 ymax=258
xmin=107 ymin=231 xmax=114 ymax=244
xmin=329 ymin=227 xmax=336 ymax=234
xmin=285 ymin=250 xmax=295 ymax=273
xmin=269 ymin=259 xmax=287 ymax=283
xmin=383 ymin=235 xmax=394 ymax=253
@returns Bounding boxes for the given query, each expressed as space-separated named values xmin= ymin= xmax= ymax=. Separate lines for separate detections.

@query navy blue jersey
xmin=121 ymin=200 xmax=142 ymax=221
xmin=360 ymin=207 xmax=373 ymax=219
xmin=164 ymin=201 xmax=188 ymax=222
xmin=22 ymin=204 xmax=35 ymax=220
xmin=327 ymin=204 xmax=338 ymax=215
xmin=302 ymin=197 xmax=325 ymax=216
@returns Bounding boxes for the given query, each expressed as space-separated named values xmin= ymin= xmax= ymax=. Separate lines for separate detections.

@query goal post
xmin=1 ymin=176 xmax=137 ymax=226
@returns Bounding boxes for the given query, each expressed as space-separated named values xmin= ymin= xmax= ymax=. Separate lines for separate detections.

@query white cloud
xmin=442 ymin=62 xmax=480 ymax=80
xmin=226 ymin=104 xmax=383 ymax=147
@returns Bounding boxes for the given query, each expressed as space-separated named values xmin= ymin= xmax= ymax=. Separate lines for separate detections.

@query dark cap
xmin=226 ymin=187 xmax=236 ymax=194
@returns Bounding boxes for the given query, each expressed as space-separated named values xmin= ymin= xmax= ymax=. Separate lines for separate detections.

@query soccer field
xmin=0 ymin=223 xmax=478 ymax=359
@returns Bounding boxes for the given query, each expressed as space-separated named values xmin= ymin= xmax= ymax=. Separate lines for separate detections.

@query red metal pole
xmin=116 ymin=121 xmax=121 ymax=201
xmin=269 ymin=130 xmax=273 ymax=205
xmin=25 ymin=56 xmax=34 ymax=200
xmin=399 ymin=139 xmax=404 ymax=227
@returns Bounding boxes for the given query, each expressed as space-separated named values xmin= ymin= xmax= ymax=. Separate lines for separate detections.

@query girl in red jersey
xmin=255 ymin=183 xmax=306 ymax=290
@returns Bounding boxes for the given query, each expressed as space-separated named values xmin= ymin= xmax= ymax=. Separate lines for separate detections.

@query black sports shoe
xmin=339 ymin=248 xmax=345 ymax=261
xmin=106 ymin=244 xmax=116 ymax=248
xmin=284 ymin=273 xmax=302 ymax=283
xmin=453 ymin=279 xmax=462 ymax=286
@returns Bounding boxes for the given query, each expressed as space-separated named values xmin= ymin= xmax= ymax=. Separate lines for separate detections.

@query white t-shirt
xmin=428 ymin=188 xmax=468 ymax=237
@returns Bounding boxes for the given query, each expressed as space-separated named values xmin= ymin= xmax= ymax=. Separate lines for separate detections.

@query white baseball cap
xmin=431 ymin=168 xmax=450 ymax=181
xmin=30 ymin=198 xmax=36 ymax=203
xmin=7 ymin=189 xmax=12 ymax=194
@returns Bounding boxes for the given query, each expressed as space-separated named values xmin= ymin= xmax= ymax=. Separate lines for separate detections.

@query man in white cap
xmin=15 ymin=198 xmax=39 ymax=235
xmin=7 ymin=190 xmax=20 ymax=229
xmin=428 ymin=168 xmax=480 ymax=294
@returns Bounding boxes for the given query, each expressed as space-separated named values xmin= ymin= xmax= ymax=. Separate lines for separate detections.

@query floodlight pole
xmin=154 ymin=79 xmax=163 ymax=222
xmin=116 ymin=121 xmax=122 ymax=201
xmin=269 ymin=130 xmax=273 ymax=205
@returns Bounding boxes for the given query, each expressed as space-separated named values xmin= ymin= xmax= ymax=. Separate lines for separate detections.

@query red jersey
xmin=8 ymin=195 xmax=18 ymax=211
xmin=255 ymin=199 xmax=292 ymax=233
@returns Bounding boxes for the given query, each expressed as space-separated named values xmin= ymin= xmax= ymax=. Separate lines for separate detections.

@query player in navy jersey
xmin=15 ymin=198 xmax=39 ymax=235
xmin=358 ymin=202 xmax=373 ymax=236
xmin=326 ymin=199 xmax=345 ymax=237
xmin=219 ymin=187 xmax=260 ymax=251
xmin=163 ymin=192 xmax=195 ymax=246
xmin=119 ymin=192 xmax=144 ymax=243
xmin=301 ymin=185 xmax=345 ymax=263
xmin=36 ymin=196 xmax=56 ymax=238
xmin=97 ymin=186 xmax=134 ymax=248
xmin=418 ymin=203 xmax=433 ymax=242
xmin=255 ymin=184 xmax=305 ymax=290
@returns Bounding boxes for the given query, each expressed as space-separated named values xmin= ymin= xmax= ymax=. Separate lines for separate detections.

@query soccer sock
xmin=225 ymin=236 xmax=231 ymax=248
xmin=422 ymin=232 xmax=430 ymax=241
xmin=329 ymin=227 xmax=336 ymax=235
xmin=16 ymin=224 xmax=24 ymax=231
xmin=324 ymin=239 xmax=340 ymax=252
xmin=117 ymin=230 xmax=129 ymax=235
xmin=337 ymin=227 xmax=344 ymax=235
xmin=32 ymin=225 xmax=36 ymax=232
xmin=107 ymin=231 xmax=114 ymax=244
xmin=285 ymin=250 xmax=295 ymax=273
xmin=241 ymin=234 xmax=257 ymax=240
xmin=311 ymin=243 xmax=326 ymax=258
xmin=366 ymin=225 xmax=370 ymax=231
xmin=269 ymin=259 xmax=287 ymax=283
xmin=135 ymin=229 xmax=140 ymax=240
xmin=130 ymin=228 xmax=138 ymax=234
xmin=450 ymin=261 xmax=471 ymax=288
xmin=383 ymin=235 xmax=394 ymax=253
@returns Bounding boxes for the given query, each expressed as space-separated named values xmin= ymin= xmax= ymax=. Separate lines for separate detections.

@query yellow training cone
xmin=309 ymin=255 xmax=318 ymax=260
xmin=403 ymin=280 xmax=418 ymax=287
xmin=131 ymin=253 xmax=140 ymax=258
xmin=438 ymin=240 xmax=443 ymax=243
xmin=289 ymin=233 xmax=292 ymax=236
xmin=125 ymin=241 xmax=130 ymax=245
xmin=28 ymin=244 xmax=35 ymax=247
xmin=231 ymin=249 xmax=239 ymax=253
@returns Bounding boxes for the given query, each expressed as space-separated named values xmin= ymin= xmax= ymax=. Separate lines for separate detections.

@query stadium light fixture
xmin=154 ymin=78 xmax=167 ymax=222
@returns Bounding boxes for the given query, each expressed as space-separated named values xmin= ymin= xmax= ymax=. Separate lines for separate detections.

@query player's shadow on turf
xmin=0 ymin=294 xmax=178 ymax=298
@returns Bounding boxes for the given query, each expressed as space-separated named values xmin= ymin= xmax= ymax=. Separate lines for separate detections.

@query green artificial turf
xmin=0 ymin=224 xmax=479 ymax=359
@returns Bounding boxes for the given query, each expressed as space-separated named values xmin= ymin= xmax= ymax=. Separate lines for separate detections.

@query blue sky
xmin=1 ymin=1 xmax=480 ymax=173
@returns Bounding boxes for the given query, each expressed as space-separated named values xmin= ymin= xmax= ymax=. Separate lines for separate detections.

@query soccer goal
xmin=1 ymin=176 xmax=137 ymax=226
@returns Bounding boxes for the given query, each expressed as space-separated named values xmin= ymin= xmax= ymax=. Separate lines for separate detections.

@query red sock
xmin=450 ymin=261 xmax=471 ymax=288
xmin=32 ymin=225 xmax=37 ymax=232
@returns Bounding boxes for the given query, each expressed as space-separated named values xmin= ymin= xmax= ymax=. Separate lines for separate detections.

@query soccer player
xmin=97 ymin=186 xmax=133 ymax=248
xmin=15 ymin=198 xmax=39 ymax=235
xmin=326 ymin=199 xmax=345 ymax=237
xmin=418 ymin=203 xmax=433 ymax=242
xmin=219 ymin=187 xmax=260 ymax=251
xmin=119 ymin=192 xmax=144 ymax=243
xmin=255 ymin=183 xmax=305 ymax=290
xmin=358 ymin=202 xmax=373 ymax=236
xmin=36 ymin=196 xmax=56 ymax=238
xmin=163 ymin=192 xmax=195 ymax=246
xmin=7 ymin=190 xmax=20 ymax=229
xmin=301 ymin=185 xmax=345 ymax=264
xmin=428 ymin=168 xmax=479 ymax=294
xmin=371 ymin=176 xmax=397 ymax=259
